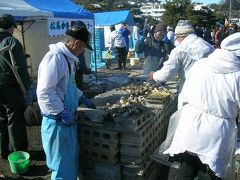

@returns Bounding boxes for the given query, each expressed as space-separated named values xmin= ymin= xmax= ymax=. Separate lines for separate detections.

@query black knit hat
xmin=66 ymin=20 xmax=92 ymax=50
xmin=0 ymin=14 xmax=16 ymax=29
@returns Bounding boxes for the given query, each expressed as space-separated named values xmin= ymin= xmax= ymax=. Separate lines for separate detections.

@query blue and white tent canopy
xmin=0 ymin=0 xmax=94 ymax=34
xmin=25 ymin=0 xmax=93 ymax=19
xmin=0 ymin=0 xmax=94 ymax=21
xmin=0 ymin=0 xmax=53 ymax=20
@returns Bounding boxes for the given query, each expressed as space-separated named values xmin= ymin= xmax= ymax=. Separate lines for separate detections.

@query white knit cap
xmin=175 ymin=20 xmax=195 ymax=37
xmin=221 ymin=32 xmax=240 ymax=56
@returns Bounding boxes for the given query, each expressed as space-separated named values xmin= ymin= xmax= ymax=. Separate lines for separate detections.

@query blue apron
xmin=41 ymin=58 xmax=79 ymax=180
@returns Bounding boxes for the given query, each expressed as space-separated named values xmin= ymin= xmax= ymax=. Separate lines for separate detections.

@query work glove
xmin=138 ymin=35 xmax=145 ymax=43
xmin=148 ymin=71 xmax=154 ymax=80
xmin=24 ymin=85 xmax=37 ymax=105
xmin=24 ymin=88 xmax=34 ymax=106
xmin=31 ymin=85 xmax=37 ymax=102
xmin=58 ymin=109 xmax=75 ymax=126
xmin=79 ymin=95 xmax=96 ymax=109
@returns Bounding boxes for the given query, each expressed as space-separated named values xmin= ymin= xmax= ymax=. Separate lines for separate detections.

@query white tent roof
xmin=0 ymin=0 xmax=53 ymax=17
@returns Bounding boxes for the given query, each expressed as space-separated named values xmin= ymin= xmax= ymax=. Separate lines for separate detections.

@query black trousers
xmin=0 ymin=86 xmax=28 ymax=158
xmin=168 ymin=152 xmax=222 ymax=180
xmin=115 ymin=47 xmax=127 ymax=69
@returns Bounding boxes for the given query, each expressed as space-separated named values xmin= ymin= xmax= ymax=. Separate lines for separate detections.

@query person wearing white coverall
xmin=164 ymin=32 xmax=240 ymax=179
xmin=37 ymin=21 xmax=95 ymax=180
xmin=149 ymin=20 xmax=214 ymax=109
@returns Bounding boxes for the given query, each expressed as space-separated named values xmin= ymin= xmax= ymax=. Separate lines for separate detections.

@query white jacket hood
xmin=221 ymin=32 xmax=240 ymax=57
xmin=207 ymin=48 xmax=240 ymax=74
xmin=178 ymin=34 xmax=214 ymax=61
xmin=49 ymin=42 xmax=79 ymax=63
xmin=37 ymin=42 xmax=82 ymax=116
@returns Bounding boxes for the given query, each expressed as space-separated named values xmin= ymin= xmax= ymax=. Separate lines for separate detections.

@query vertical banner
xmin=104 ymin=26 xmax=111 ymax=48
xmin=48 ymin=18 xmax=94 ymax=36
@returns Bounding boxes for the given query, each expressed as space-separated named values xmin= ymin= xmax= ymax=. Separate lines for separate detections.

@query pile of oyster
xmin=103 ymin=95 xmax=146 ymax=121
xmin=102 ymin=82 xmax=171 ymax=121
xmin=116 ymin=82 xmax=158 ymax=96
xmin=145 ymin=88 xmax=170 ymax=100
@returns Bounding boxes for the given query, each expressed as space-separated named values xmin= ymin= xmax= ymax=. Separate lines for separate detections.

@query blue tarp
xmin=94 ymin=10 xmax=134 ymax=26
xmin=24 ymin=0 xmax=94 ymax=19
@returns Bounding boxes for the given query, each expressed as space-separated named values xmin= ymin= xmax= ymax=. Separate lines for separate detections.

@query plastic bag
xmin=24 ymin=103 xmax=42 ymax=126
xmin=160 ymin=109 xmax=181 ymax=153
xmin=150 ymin=109 xmax=182 ymax=168
xmin=224 ymin=124 xmax=237 ymax=180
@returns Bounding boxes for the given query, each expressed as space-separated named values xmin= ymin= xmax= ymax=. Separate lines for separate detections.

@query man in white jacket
xmin=165 ymin=32 xmax=240 ymax=179
xmin=37 ymin=21 xmax=95 ymax=179
xmin=108 ymin=25 xmax=127 ymax=70
xmin=149 ymin=20 xmax=214 ymax=109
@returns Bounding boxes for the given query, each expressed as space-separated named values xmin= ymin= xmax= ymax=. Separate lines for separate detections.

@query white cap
xmin=221 ymin=32 xmax=240 ymax=56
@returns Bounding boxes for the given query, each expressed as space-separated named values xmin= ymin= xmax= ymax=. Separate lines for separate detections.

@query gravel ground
xmin=0 ymin=123 xmax=169 ymax=180
xmin=0 ymin=126 xmax=50 ymax=180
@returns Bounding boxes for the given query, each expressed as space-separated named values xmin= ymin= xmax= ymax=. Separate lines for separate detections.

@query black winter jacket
xmin=137 ymin=35 xmax=174 ymax=75
xmin=0 ymin=31 xmax=31 ymax=90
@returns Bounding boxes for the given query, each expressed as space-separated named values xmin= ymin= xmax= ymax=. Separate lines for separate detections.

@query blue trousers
xmin=41 ymin=117 xmax=79 ymax=180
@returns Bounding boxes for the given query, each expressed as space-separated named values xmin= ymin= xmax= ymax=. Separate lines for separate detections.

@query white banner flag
xmin=48 ymin=17 xmax=94 ymax=36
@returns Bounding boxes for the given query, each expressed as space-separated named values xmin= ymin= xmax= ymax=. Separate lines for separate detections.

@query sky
xmin=192 ymin=0 xmax=221 ymax=4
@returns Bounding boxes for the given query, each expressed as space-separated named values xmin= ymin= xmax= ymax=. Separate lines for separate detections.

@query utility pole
xmin=229 ymin=0 xmax=232 ymax=23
